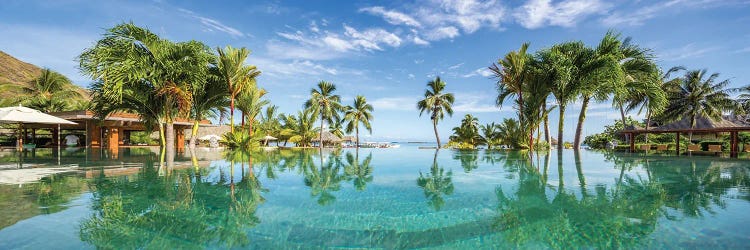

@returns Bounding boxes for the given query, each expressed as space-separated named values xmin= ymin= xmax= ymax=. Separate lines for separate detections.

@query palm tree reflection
xmin=417 ymin=150 xmax=454 ymax=210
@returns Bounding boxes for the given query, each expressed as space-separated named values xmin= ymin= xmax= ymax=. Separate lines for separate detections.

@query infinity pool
xmin=0 ymin=146 xmax=749 ymax=249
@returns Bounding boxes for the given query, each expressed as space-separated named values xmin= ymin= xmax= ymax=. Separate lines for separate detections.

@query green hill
xmin=0 ymin=51 xmax=88 ymax=99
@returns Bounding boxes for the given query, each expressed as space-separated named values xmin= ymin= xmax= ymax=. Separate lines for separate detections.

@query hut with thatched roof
xmin=311 ymin=131 xmax=342 ymax=147
xmin=621 ymin=115 xmax=750 ymax=157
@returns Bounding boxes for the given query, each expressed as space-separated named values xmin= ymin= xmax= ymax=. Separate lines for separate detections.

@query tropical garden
xmin=73 ymin=22 xmax=375 ymax=155
xmin=439 ymin=31 xmax=750 ymax=151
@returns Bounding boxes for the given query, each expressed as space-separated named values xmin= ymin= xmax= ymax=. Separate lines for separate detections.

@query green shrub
xmin=129 ymin=131 xmax=156 ymax=145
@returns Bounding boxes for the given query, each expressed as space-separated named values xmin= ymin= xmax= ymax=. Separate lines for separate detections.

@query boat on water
xmin=360 ymin=142 xmax=400 ymax=148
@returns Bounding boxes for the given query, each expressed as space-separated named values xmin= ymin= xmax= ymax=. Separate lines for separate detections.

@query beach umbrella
xmin=0 ymin=105 xmax=77 ymax=166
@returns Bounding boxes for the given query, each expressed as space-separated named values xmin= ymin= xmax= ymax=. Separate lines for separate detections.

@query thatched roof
xmin=623 ymin=115 xmax=750 ymax=133
xmin=654 ymin=116 xmax=747 ymax=132
xmin=311 ymin=131 xmax=342 ymax=142
xmin=342 ymin=136 xmax=355 ymax=142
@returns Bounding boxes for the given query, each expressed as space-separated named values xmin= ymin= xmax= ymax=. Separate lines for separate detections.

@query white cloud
xmin=178 ymin=8 xmax=245 ymax=37
xmin=408 ymin=73 xmax=416 ymax=79
xmin=452 ymin=93 xmax=509 ymax=113
xmin=657 ymin=43 xmax=720 ymax=61
xmin=360 ymin=6 xmax=421 ymax=27
xmin=602 ymin=0 xmax=749 ymax=27
xmin=462 ymin=67 xmax=494 ymax=78
xmin=271 ymin=24 xmax=403 ymax=60
xmin=362 ymin=0 xmax=506 ymax=42
xmin=425 ymin=26 xmax=460 ymax=40
xmin=371 ymin=96 xmax=420 ymax=111
xmin=514 ymin=0 xmax=610 ymax=29
xmin=252 ymin=56 xmax=364 ymax=78
xmin=447 ymin=62 xmax=464 ymax=70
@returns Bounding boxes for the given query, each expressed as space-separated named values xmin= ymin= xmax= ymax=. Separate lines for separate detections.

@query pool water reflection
xmin=0 ymin=147 xmax=749 ymax=249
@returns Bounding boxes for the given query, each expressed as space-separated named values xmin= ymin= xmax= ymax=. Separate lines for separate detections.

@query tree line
xmin=434 ymin=31 xmax=748 ymax=150
xmin=77 ymin=22 xmax=374 ymax=155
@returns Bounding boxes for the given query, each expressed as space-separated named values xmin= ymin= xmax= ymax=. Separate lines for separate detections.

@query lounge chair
xmin=708 ymin=145 xmax=722 ymax=153
xmin=687 ymin=145 xmax=701 ymax=152
xmin=639 ymin=144 xmax=650 ymax=151
xmin=656 ymin=144 xmax=668 ymax=151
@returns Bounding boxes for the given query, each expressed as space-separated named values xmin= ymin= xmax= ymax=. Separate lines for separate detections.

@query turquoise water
xmin=0 ymin=146 xmax=749 ymax=249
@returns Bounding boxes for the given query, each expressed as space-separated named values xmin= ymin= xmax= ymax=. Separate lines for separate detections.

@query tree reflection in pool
xmin=0 ymin=147 xmax=749 ymax=248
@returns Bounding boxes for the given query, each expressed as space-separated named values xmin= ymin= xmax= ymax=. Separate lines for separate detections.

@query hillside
xmin=0 ymin=51 xmax=88 ymax=98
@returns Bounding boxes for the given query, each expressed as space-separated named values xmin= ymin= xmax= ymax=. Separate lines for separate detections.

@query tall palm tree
xmin=540 ymin=41 xmax=586 ymax=149
xmin=304 ymin=81 xmax=342 ymax=149
xmin=79 ymin=22 xmax=213 ymax=161
xmin=344 ymin=95 xmax=374 ymax=148
xmin=490 ymin=43 xmax=531 ymax=121
xmin=189 ymin=74 xmax=228 ymax=147
xmin=572 ymin=32 xmax=624 ymax=149
xmin=215 ymin=46 xmax=261 ymax=133
xmin=417 ymin=77 xmax=455 ymax=148
xmin=662 ymin=69 xmax=737 ymax=141
xmin=609 ymin=36 xmax=660 ymax=142
xmin=329 ymin=116 xmax=345 ymax=139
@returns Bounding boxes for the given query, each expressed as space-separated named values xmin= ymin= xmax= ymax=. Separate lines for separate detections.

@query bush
xmin=584 ymin=133 xmax=612 ymax=149
xmin=220 ymin=131 xmax=261 ymax=149
xmin=445 ymin=141 xmax=476 ymax=149
xmin=129 ymin=131 xmax=156 ymax=145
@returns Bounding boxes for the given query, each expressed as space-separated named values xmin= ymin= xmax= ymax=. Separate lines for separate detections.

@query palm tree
xmin=480 ymin=123 xmax=499 ymax=149
xmin=189 ymin=74 xmax=228 ymax=147
xmin=304 ymin=81 xmax=342 ymax=149
xmin=215 ymin=46 xmax=261 ymax=133
xmin=236 ymin=86 xmax=269 ymax=137
xmin=662 ymin=69 xmax=737 ymax=141
xmin=572 ymin=32 xmax=625 ymax=149
xmin=287 ymin=108 xmax=320 ymax=147
xmin=417 ymin=77 xmax=455 ymax=148
xmin=329 ymin=116 xmax=345 ymax=139
xmin=490 ymin=43 xmax=530 ymax=121
xmin=259 ymin=105 xmax=282 ymax=145
xmin=344 ymin=95 xmax=374 ymax=148
xmin=625 ymin=66 xmax=682 ymax=141
xmin=79 ymin=22 xmax=213 ymax=161
xmin=540 ymin=42 xmax=586 ymax=149
xmin=610 ymin=36 xmax=661 ymax=142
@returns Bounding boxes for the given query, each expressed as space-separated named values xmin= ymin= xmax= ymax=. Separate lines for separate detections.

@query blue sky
xmin=2 ymin=0 xmax=749 ymax=142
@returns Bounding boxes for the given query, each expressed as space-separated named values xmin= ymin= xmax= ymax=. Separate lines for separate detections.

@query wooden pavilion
xmin=18 ymin=110 xmax=210 ymax=150
xmin=621 ymin=115 xmax=750 ymax=158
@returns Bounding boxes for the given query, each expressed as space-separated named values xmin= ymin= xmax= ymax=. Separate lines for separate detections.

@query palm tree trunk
xmin=158 ymin=123 xmax=166 ymax=147
xmin=319 ymin=113 xmax=324 ymax=149
xmin=230 ymin=98 xmax=235 ymax=133
xmin=689 ymin=116 xmax=695 ymax=142
xmin=189 ymin=120 xmax=199 ymax=148
xmin=433 ymin=119 xmax=441 ymax=148
xmin=544 ymin=103 xmax=551 ymax=147
xmin=644 ymin=110 xmax=651 ymax=142
xmin=573 ymin=97 xmax=590 ymax=150
xmin=518 ymin=90 xmax=524 ymax=122
xmin=355 ymin=125 xmax=360 ymax=148
xmin=557 ymin=104 xmax=566 ymax=151
xmin=165 ymin=121 xmax=175 ymax=168
xmin=618 ymin=102 xmax=628 ymax=143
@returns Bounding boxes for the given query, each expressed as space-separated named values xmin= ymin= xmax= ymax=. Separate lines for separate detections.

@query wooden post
xmin=676 ymin=132 xmax=681 ymax=155
xmin=729 ymin=131 xmax=739 ymax=157
xmin=176 ymin=128 xmax=185 ymax=152
xmin=629 ymin=133 xmax=635 ymax=153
